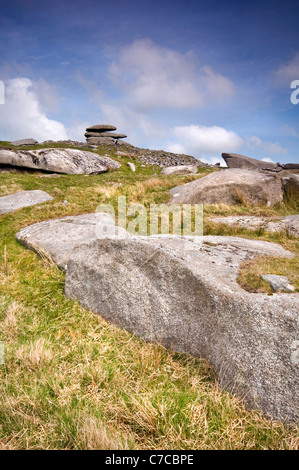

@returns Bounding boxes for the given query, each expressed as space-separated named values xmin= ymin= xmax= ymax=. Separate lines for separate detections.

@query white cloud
xmin=108 ymin=39 xmax=235 ymax=111
xmin=166 ymin=142 xmax=187 ymax=154
xmin=209 ymin=156 xmax=226 ymax=166
xmin=0 ymin=78 xmax=68 ymax=142
xmin=166 ymin=125 xmax=243 ymax=156
xmin=163 ymin=125 xmax=287 ymax=165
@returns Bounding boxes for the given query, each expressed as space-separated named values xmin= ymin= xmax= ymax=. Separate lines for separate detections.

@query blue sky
xmin=0 ymin=0 xmax=298 ymax=164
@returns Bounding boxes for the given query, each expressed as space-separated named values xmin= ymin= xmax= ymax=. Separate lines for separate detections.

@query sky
xmin=0 ymin=0 xmax=298 ymax=164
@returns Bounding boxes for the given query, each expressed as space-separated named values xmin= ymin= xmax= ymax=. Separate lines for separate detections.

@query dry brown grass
xmin=16 ymin=338 xmax=54 ymax=369
xmin=78 ymin=416 xmax=135 ymax=450
xmin=238 ymin=254 xmax=299 ymax=293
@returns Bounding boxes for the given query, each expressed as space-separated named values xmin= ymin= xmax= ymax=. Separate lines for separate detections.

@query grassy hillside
xmin=0 ymin=144 xmax=298 ymax=449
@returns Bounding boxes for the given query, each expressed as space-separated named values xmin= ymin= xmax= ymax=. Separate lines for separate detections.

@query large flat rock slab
xmin=169 ymin=169 xmax=283 ymax=206
xmin=0 ymin=148 xmax=120 ymax=174
xmin=16 ymin=213 xmax=127 ymax=270
xmin=64 ymin=235 xmax=298 ymax=422
xmin=15 ymin=213 xmax=299 ymax=422
xmin=86 ymin=124 xmax=117 ymax=132
xmin=85 ymin=137 xmax=116 ymax=145
xmin=10 ymin=138 xmax=38 ymax=146
xmin=0 ymin=190 xmax=53 ymax=215
xmin=222 ymin=153 xmax=299 ymax=171
xmin=222 ymin=153 xmax=279 ymax=171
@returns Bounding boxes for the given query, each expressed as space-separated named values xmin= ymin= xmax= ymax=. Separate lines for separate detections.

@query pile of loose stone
xmin=118 ymin=147 xmax=209 ymax=168
xmin=85 ymin=124 xmax=127 ymax=146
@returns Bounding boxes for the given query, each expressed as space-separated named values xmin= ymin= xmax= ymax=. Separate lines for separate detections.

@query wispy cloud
xmin=108 ymin=39 xmax=235 ymax=111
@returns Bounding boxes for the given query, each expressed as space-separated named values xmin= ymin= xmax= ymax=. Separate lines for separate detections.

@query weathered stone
xmin=15 ymin=209 xmax=299 ymax=421
xmin=38 ymin=174 xmax=61 ymax=178
xmin=16 ymin=213 xmax=127 ymax=271
xmin=169 ymin=169 xmax=283 ymax=206
xmin=85 ymin=124 xmax=117 ymax=133
xmin=115 ymin=140 xmax=134 ymax=147
xmin=42 ymin=139 xmax=86 ymax=148
xmin=0 ymin=148 xmax=120 ymax=174
xmin=85 ymin=132 xmax=127 ymax=139
xmin=10 ymin=138 xmax=38 ymax=146
xmin=161 ymin=165 xmax=198 ymax=175
xmin=222 ymin=153 xmax=279 ymax=171
xmin=63 ymin=234 xmax=298 ymax=422
xmin=0 ymin=190 xmax=53 ymax=215
xmin=86 ymin=137 xmax=116 ymax=145
xmin=280 ymin=163 xmax=299 ymax=170
xmin=282 ymin=174 xmax=299 ymax=197
xmin=127 ymin=162 xmax=136 ymax=172
xmin=285 ymin=215 xmax=299 ymax=237
xmin=209 ymin=214 xmax=299 ymax=237
xmin=260 ymin=274 xmax=295 ymax=293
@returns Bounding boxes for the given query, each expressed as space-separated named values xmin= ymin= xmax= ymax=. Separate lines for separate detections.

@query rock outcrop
xmin=169 ymin=169 xmax=283 ymax=206
xmin=222 ymin=153 xmax=299 ymax=172
xmin=64 ymin=234 xmax=298 ymax=423
xmin=85 ymin=124 xmax=127 ymax=145
xmin=280 ymin=163 xmax=299 ymax=170
xmin=86 ymin=125 xmax=117 ymax=132
xmin=260 ymin=274 xmax=295 ymax=293
xmin=0 ymin=148 xmax=120 ymax=174
xmin=10 ymin=138 xmax=38 ymax=146
xmin=208 ymin=215 xmax=299 ymax=237
xmin=282 ymin=174 xmax=299 ymax=197
xmin=0 ymin=190 xmax=53 ymax=215
xmin=127 ymin=162 xmax=136 ymax=172
xmin=117 ymin=148 xmax=208 ymax=168
xmin=16 ymin=213 xmax=127 ymax=270
xmin=16 ymin=213 xmax=299 ymax=422
xmin=222 ymin=153 xmax=279 ymax=170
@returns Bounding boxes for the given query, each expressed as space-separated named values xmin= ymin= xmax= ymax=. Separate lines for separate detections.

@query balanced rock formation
xmin=0 ymin=148 xmax=120 ymax=174
xmin=86 ymin=125 xmax=116 ymax=132
xmin=169 ymin=169 xmax=283 ymax=206
xmin=85 ymin=124 xmax=127 ymax=146
xmin=0 ymin=190 xmax=53 ymax=215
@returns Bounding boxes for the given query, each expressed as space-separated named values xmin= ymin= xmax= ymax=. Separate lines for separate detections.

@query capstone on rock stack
xmin=85 ymin=124 xmax=127 ymax=145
